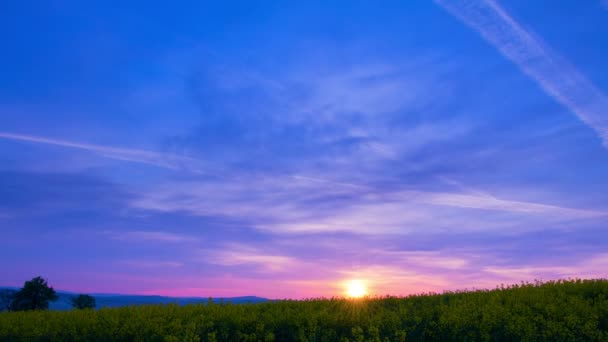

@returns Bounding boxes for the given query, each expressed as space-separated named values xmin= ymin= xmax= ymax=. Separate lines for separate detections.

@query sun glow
xmin=345 ymin=279 xmax=368 ymax=298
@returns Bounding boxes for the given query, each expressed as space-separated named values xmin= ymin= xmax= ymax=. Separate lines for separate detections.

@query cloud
xmin=0 ymin=131 xmax=205 ymax=172
xmin=482 ymin=252 xmax=608 ymax=282
xmin=371 ymin=250 xmax=470 ymax=270
xmin=130 ymin=173 xmax=606 ymax=235
xmin=178 ymin=53 xmax=464 ymax=174
xmin=197 ymin=242 xmax=466 ymax=296
xmin=435 ymin=0 xmax=608 ymax=148
xmin=336 ymin=252 xmax=608 ymax=295
xmin=105 ymin=230 xmax=194 ymax=243
xmin=414 ymin=191 xmax=608 ymax=218
xmin=205 ymin=244 xmax=296 ymax=272
xmin=290 ymin=64 xmax=431 ymax=122
xmin=120 ymin=260 xmax=183 ymax=268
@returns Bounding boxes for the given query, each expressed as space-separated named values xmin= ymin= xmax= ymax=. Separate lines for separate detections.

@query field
xmin=1 ymin=279 xmax=607 ymax=341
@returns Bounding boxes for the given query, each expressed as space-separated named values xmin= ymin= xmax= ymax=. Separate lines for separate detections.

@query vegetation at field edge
xmin=0 ymin=279 xmax=607 ymax=341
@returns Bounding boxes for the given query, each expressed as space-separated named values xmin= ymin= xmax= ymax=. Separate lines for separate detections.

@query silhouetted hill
xmin=0 ymin=287 xmax=267 ymax=310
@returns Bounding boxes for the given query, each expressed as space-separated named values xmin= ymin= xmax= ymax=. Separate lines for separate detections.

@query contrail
xmin=0 ymin=131 xmax=367 ymax=191
xmin=435 ymin=0 xmax=608 ymax=149
xmin=0 ymin=131 xmax=203 ymax=171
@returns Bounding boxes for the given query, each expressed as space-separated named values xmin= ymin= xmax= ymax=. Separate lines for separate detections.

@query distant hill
xmin=0 ymin=287 xmax=267 ymax=310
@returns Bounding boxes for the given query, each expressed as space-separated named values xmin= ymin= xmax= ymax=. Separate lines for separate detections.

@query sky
xmin=1 ymin=0 xmax=607 ymax=299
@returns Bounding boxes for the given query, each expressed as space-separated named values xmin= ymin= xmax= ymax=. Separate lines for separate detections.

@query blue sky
xmin=1 ymin=0 xmax=607 ymax=298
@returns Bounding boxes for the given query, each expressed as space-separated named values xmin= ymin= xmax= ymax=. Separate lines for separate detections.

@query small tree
xmin=10 ymin=276 xmax=58 ymax=311
xmin=0 ymin=289 xmax=16 ymax=312
xmin=70 ymin=294 xmax=96 ymax=309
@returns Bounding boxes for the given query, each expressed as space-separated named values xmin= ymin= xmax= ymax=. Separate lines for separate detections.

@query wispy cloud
xmin=482 ymin=252 xmax=608 ymax=282
xmin=181 ymin=52 xmax=466 ymax=175
xmin=120 ymin=260 xmax=184 ymax=268
xmin=414 ymin=191 xmax=608 ymax=218
xmin=0 ymin=131 xmax=205 ymax=171
xmin=291 ymin=64 xmax=431 ymax=122
xmin=435 ymin=0 xmax=608 ymax=148
xmin=371 ymin=250 xmax=470 ymax=270
xmin=105 ymin=230 xmax=194 ymax=243
xmin=131 ymin=174 xmax=607 ymax=235
xmin=205 ymin=244 xmax=296 ymax=272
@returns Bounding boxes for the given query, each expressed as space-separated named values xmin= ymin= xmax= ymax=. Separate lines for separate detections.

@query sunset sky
xmin=1 ymin=0 xmax=608 ymax=298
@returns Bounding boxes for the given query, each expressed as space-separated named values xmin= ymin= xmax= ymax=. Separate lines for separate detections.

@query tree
xmin=70 ymin=294 xmax=96 ymax=309
xmin=10 ymin=276 xmax=58 ymax=311
xmin=0 ymin=289 xmax=16 ymax=312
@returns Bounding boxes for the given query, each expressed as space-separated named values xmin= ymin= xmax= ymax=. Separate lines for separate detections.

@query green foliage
xmin=0 ymin=279 xmax=607 ymax=341
xmin=9 ymin=276 xmax=58 ymax=311
xmin=70 ymin=294 xmax=96 ymax=310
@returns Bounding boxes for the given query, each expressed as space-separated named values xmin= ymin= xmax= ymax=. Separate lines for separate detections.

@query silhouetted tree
xmin=70 ymin=294 xmax=96 ymax=309
xmin=10 ymin=276 xmax=58 ymax=311
xmin=0 ymin=289 xmax=16 ymax=312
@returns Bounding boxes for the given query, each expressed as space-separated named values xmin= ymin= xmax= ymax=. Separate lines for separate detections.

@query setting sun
xmin=345 ymin=279 xmax=368 ymax=298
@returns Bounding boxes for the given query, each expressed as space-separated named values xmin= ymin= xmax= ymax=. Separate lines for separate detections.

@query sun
xmin=345 ymin=279 xmax=368 ymax=298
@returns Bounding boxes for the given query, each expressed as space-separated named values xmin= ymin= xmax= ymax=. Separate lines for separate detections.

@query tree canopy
xmin=71 ymin=294 xmax=96 ymax=310
xmin=10 ymin=276 xmax=58 ymax=311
